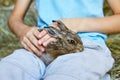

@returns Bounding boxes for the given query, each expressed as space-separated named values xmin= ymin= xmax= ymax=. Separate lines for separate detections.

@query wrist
xmin=15 ymin=25 xmax=32 ymax=39
xmin=59 ymin=18 xmax=95 ymax=33
xmin=59 ymin=18 xmax=80 ymax=32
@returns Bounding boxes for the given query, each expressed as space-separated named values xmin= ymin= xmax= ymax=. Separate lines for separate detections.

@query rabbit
xmin=38 ymin=20 xmax=84 ymax=64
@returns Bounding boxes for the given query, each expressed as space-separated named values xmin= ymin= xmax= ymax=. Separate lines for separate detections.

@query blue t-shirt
xmin=36 ymin=0 xmax=107 ymax=45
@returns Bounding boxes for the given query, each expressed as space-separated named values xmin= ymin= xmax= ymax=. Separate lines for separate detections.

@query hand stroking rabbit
xmin=38 ymin=20 xmax=84 ymax=64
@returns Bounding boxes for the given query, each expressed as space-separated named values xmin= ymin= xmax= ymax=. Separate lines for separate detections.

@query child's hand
xmin=38 ymin=29 xmax=56 ymax=47
xmin=37 ymin=23 xmax=58 ymax=52
xmin=20 ymin=26 xmax=44 ymax=56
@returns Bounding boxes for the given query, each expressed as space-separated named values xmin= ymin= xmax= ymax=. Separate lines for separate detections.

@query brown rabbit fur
xmin=38 ymin=20 xmax=84 ymax=64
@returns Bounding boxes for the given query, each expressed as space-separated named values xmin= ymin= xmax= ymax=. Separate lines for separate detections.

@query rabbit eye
xmin=68 ymin=40 xmax=76 ymax=44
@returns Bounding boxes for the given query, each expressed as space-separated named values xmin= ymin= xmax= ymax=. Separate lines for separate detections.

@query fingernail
xmin=41 ymin=47 xmax=45 ymax=52
xmin=38 ymin=40 xmax=42 ymax=44
xmin=43 ymin=43 xmax=47 ymax=47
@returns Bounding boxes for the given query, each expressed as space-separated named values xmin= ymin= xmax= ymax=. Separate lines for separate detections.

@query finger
xmin=33 ymin=28 xmax=40 ymax=39
xmin=21 ymin=41 xmax=33 ymax=52
xmin=38 ymin=34 xmax=51 ymax=45
xmin=38 ymin=30 xmax=47 ymax=38
xmin=25 ymin=27 xmax=44 ymax=51
xmin=39 ymin=46 xmax=45 ymax=52
xmin=27 ymin=33 xmax=42 ymax=50
xmin=43 ymin=37 xmax=57 ymax=47
xmin=26 ymin=32 xmax=45 ymax=52
xmin=23 ymin=37 xmax=42 ymax=56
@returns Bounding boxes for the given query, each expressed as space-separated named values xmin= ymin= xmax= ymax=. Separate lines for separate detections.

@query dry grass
xmin=0 ymin=1 xmax=120 ymax=80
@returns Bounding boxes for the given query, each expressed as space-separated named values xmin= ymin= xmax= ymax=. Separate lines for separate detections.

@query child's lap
xmin=0 ymin=39 xmax=114 ymax=80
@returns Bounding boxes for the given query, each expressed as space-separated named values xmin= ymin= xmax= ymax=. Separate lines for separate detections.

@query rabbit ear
xmin=52 ymin=20 xmax=69 ymax=31
xmin=44 ymin=26 xmax=61 ymax=37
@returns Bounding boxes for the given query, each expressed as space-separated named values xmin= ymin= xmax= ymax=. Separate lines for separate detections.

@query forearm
xmin=8 ymin=0 xmax=32 ymax=38
xmin=8 ymin=15 xmax=30 ymax=38
xmin=60 ymin=14 xmax=120 ymax=34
